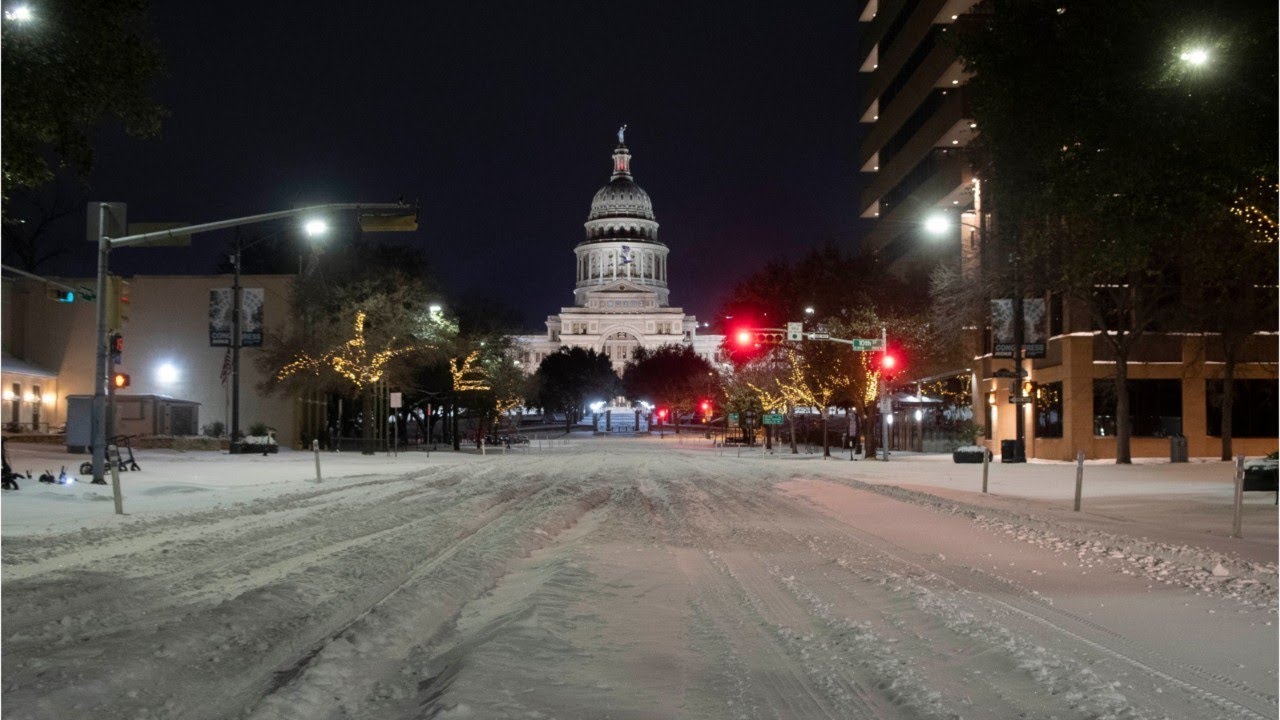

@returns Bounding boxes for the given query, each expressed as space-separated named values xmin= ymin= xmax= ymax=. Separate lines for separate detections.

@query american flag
xmin=220 ymin=348 xmax=232 ymax=385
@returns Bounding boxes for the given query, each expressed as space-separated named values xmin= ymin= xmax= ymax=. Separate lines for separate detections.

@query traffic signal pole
xmin=91 ymin=212 xmax=110 ymax=484
xmin=89 ymin=200 xmax=417 ymax=483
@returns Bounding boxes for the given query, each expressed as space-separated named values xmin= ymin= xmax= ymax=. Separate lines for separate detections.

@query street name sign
xmin=850 ymin=338 xmax=884 ymax=351
xmin=762 ymin=413 xmax=785 ymax=425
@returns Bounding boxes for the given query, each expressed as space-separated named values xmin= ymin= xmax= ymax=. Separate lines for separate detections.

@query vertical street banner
xmin=209 ymin=288 xmax=266 ymax=347
xmin=991 ymin=298 xmax=1047 ymax=359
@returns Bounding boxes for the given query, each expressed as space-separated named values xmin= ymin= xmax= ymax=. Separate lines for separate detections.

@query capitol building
xmin=514 ymin=130 xmax=724 ymax=373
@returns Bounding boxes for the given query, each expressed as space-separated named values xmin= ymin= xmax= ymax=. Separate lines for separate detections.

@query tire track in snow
xmin=779 ymin=480 xmax=1277 ymax=720
xmin=241 ymin=474 xmax=611 ymax=719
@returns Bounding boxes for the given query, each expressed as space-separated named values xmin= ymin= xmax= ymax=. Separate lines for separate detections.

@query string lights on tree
xmin=1230 ymin=177 xmax=1278 ymax=244
xmin=276 ymin=311 xmax=414 ymax=390
xmin=449 ymin=350 xmax=491 ymax=393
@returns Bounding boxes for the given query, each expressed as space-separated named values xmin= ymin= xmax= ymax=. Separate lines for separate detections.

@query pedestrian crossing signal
xmin=112 ymin=372 xmax=130 ymax=389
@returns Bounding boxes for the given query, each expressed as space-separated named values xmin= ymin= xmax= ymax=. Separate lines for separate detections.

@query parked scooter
xmin=38 ymin=466 xmax=73 ymax=485
xmin=1 ymin=439 xmax=26 ymax=490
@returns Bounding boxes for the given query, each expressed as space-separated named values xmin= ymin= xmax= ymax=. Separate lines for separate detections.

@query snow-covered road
xmin=3 ymin=438 xmax=1276 ymax=719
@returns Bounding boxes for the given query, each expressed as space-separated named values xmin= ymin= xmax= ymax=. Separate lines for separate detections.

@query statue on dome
xmin=617 ymin=124 xmax=627 ymax=144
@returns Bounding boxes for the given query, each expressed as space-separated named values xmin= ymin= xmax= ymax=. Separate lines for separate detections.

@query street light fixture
xmin=230 ymin=221 xmax=329 ymax=452
xmin=304 ymin=219 xmax=329 ymax=237
xmin=1179 ymin=48 xmax=1210 ymax=66
xmin=5 ymin=5 xmax=33 ymax=21
xmin=925 ymin=208 xmax=1027 ymax=460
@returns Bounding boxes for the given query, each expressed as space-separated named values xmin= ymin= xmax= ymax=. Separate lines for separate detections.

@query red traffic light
xmin=657 ymin=408 xmax=668 ymax=419
xmin=735 ymin=330 xmax=754 ymax=347
xmin=880 ymin=353 xmax=896 ymax=371
xmin=700 ymin=400 xmax=711 ymax=413
xmin=112 ymin=372 xmax=131 ymax=389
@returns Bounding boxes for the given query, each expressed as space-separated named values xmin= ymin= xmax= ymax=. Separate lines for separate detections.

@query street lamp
xmin=4 ymin=5 xmax=33 ymax=21
xmin=89 ymin=200 xmax=418 ymax=487
xmin=230 ymin=221 xmax=330 ymax=452
xmin=1179 ymin=48 xmax=1210 ymax=66
xmin=304 ymin=219 xmax=329 ymax=237
xmin=925 ymin=209 xmax=1027 ymax=461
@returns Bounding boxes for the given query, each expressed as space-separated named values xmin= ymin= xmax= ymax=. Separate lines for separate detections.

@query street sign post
xmin=1007 ymin=396 xmax=1034 ymax=404
xmin=762 ymin=413 xmax=784 ymax=425
xmin=786 ymin=322 xmax=803 ymax=341
xmin=850 ymin=338 xmax=884 ymax=351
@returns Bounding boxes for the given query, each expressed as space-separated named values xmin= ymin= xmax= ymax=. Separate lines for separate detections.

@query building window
xmin=1035 ymin=381 xmax=1063 ymax=438
xmin=1206 ymin=380 xmax=1279 ymax=438
xmin=9 ymin=383 xmax=19 ymax=425
xmin=31 ymin=384 xmax=41 ymax=429
xmin=1093 ymin=379 xmax=1181 ymax=437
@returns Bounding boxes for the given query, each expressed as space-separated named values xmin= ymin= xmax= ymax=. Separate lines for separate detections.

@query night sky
xmin=44 ymin=1 xmax=866 ymax=330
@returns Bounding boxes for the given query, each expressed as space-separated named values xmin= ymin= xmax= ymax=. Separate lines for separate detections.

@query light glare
xmin=304 ymin=219 xmax=329 ymax=237
xmin=924 ymin=215 xmax=951 ymax=235
xmin=6 ymin=5 xmax=32 ymax=21
xmin=157 ymin=362 xmax=179 ymax=384
xmin=1180 ymin=48 xmax=1209 ymax=66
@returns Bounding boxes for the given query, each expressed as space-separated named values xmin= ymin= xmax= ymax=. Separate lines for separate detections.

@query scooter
xmin=38 ymin=466 xmax=73 ymax=485
xmin=1 ymin=439 xmax=26 ymax=490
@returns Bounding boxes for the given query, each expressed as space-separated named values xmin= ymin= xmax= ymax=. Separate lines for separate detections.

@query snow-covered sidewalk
xmin=3 ymin=438 xmax=1275 ymax=556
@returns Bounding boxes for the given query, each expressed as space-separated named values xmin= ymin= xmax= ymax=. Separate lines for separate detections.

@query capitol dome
xmin=588 ymin=177 xmax=655 ymax=221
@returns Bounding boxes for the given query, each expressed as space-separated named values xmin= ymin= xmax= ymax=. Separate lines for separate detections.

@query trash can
xmin=1000 ymin=439 xmax=1025 ymax=463
xmin=1169 ymin=434 xmax=1188 ymax=463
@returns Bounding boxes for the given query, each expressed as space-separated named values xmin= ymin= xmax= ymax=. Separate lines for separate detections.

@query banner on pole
xmin=209 ymin=288 xmax=265 ymax=347
xmin=991 ymin=298 xmax=1046 ymax=359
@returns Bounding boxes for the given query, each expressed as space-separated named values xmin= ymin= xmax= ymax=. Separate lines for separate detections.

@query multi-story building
xmin=858 ymin=1 xmax=1277 ymax=460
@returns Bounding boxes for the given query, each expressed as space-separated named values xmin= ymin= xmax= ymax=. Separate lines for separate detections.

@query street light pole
xmin=91 ymin=206 xmax=110 ymax=483
xmin=231 ymin=230 xmax=243 ymax=451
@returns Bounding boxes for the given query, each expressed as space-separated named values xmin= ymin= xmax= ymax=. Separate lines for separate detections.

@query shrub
xmin=248 ymin=421 xmax=270 ymax=437
xmin=202 ymin=421 xmax=225 ymax=438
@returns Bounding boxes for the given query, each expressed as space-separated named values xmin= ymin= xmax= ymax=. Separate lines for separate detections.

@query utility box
xmin=1169 ymin=435 xmax=1188 ymax=463
xmin=1000 ymin=438 xmax=1026 ymax=463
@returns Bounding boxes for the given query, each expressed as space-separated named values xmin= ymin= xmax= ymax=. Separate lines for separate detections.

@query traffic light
xmin=105 ymin=276 xmax=131 ymax=331
xmin=700 ymin=400 xmax=711 ymax=414
xmin=735 ymin=330 xmax=754 ymax=347
xmin=657 ymin=408 xmax=668 ymax=421
xmin=879 ymin=351 xmax=903 ymax=382
xmin=112 ymin=372 xmax=131 ymax=389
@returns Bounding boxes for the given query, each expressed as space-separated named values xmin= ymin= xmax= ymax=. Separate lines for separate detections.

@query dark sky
xmin=47 ymin=1 xmax=867 ymax=330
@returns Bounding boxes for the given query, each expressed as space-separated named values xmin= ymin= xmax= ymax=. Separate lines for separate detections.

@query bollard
xmin=481 ymin=437 xmax=486 ymax=456
xmin=1231 ymin=454 xmax=1245 ymax=538
xmin=110 ymin=453 xmax=124 ymax=516
xmin=312 ymin=438 xmax=322 ymax=483
xmin=982 ymin=447 xmax=989 ymax=494
xmin=1073 ymin=450 xmax=1084 ymax=511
